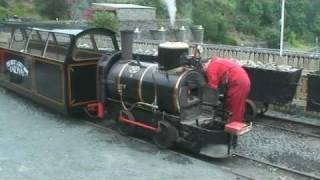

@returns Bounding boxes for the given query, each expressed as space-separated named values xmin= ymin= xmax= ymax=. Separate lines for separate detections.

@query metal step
xmin=199 ymin=144 xmax=231 ymax=158
xmin=180 ymin=116 xmax=212 ymax=126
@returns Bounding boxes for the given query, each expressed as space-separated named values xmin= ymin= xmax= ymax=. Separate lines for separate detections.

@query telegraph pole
xmin=280 ymin=0 xmax=286 ymax=56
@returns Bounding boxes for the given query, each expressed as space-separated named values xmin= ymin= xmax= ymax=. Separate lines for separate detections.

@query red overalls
xmin=206 ymin=58 xmax=251 ymax=123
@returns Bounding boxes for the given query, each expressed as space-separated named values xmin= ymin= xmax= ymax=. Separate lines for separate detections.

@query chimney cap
xmin=159 ymin=42 xmax=189 ymax=49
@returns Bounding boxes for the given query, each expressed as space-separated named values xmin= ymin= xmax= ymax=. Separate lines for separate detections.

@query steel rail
xmin=233 ymin=153 xmax=320 ymax=180
xmin=259 ymin=115 xmax=320 ymax=138
xmin=262 ymin=114 xmax=320 ymax=128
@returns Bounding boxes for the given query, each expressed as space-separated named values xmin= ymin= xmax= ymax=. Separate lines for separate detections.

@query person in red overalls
xmin=203 ymin=57 xmax=251 ymax=134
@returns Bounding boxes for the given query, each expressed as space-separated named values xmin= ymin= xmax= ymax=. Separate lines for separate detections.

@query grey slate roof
xmin=92 ymin=3 xmax=155 ymax=11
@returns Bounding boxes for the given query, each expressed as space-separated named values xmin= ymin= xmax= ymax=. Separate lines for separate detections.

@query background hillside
xmin=1 ymin=0 xmax=320 ymax=50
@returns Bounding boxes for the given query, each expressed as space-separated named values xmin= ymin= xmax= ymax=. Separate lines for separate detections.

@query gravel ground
xmin=236 ymin=120 xmax=320 ymax=178
xmin=256 ymin=117 xmax=320 ymax=138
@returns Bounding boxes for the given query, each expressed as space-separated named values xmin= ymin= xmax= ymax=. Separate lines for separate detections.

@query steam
xmin=162 ymin=0 xmax=177 ymax=27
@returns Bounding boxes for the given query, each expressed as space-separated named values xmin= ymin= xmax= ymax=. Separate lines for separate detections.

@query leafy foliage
xmin=2 ymin=0 xmax=320 ymax=48
xmin=0 ymin=0 xmax=9 ymax=7
xmin=190 ymin=0 xmax=320 ymax=48
xmin=0 ymin=1 xmax=36 ymax=19
xmin=34 ymin=0 xmax=70 ymax=20
xmin=88 ymin=12 xmax=119 ymax=31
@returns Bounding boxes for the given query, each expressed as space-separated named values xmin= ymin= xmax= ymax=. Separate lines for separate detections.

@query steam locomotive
xmin=96 ymin=31 xmax=239 ymax=157
xmin=0 ymin=23 xmax=241 ymax=158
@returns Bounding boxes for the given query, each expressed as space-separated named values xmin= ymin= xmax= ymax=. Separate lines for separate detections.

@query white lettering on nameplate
xmin=6 ymin=59 xmax=29 ymax=77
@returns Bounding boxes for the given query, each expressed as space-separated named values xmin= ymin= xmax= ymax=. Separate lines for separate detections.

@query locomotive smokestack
xmin=120 ymin=30 xmax=134 ymax=61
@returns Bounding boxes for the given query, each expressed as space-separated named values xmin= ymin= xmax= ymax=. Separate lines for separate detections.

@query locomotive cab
xmin=68 ymin=28 xmax=119 ymax=114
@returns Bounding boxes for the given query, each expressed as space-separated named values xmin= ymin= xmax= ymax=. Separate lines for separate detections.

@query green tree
xmin=285 ymin=0 xmax=308 ymax=37
xmin=0 ymin=1 xmax=37 ymax=19
xmin=10 ymin=2 xmax=36 ymax=17
xmin=0 ymin=6 xmax=9 ymax=19
xmin=312 ymin=15 xmax=320 ymax=38
xmin=34 ymin=0 xmax=71 ymax=19
xmin=192 ymin=0 xmax=235 ymax=43
xmin=263 ymin=27 xmax=280 ymax=48
xmin=0 ymin=0 xmax=9 ymax=7
xmin=236 ymin=0 xmax=264 ymax=35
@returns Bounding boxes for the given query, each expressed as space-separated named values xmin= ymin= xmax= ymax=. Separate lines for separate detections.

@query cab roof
xmin=0 ymin=21 xmax=116 ymax=37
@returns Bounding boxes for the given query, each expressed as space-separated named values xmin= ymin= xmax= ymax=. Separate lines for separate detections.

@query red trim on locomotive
xmin=86 ymin=102 xmax=105 ymax=119
xmin=118 ymin=116 xmax=160 ymax=132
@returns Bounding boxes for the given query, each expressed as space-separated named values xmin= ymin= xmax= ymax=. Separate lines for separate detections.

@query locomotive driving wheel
xmin=153 ymin=121 xmax=178 ymax=149
xmin=117 ymin=110 xmax=136 ymax=136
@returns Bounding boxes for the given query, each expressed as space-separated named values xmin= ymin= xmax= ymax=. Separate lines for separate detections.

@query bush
xmin=10 ymin=2 xmax=36 ymax=17
xmin=88 ymin=12 xmax=119 ymax=32
xmin=34 ymin=0 xmax=70 ymax=20
xmin=0 ymin=2 xmax=37 ymax=19
xmin=263 ymin=28 xmax=280 ymax=48
xmin=224 ymin=36 xmax=238 ymax=45
xmin=288 ymin=31 xmax=299 ymax=47
xmin=0 ymin=6 xmax=10 ymax=18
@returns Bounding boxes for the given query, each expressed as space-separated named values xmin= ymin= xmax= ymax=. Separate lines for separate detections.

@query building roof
xmin=92 ymin=3 xmax=155 ymax=11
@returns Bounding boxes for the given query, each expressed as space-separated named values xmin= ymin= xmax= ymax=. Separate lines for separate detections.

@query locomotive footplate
xmin=178 ymin=121 xmax=237 ymax=158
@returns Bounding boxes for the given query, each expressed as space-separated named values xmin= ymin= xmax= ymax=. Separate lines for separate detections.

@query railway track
xmin=202 ymin=107 xmax=320 ymax=138
xmin=82 ymin=118 xmax=319 ymax=180
xmin=181 ymin=150 xmax=319 ymax=180
xmin=82 ymin=119 xmax=253 ymax=179
xmin=232 ymin=153 xmax=320 ymax=180
xmin=262 ymin=113 xmax=320 ymax=128
xmin=257 ymin=115 xmax=320 ymax=138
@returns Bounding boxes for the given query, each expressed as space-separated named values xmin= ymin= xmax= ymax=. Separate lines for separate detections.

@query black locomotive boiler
xmin=97 ymin=31 xmax=238 ymax=157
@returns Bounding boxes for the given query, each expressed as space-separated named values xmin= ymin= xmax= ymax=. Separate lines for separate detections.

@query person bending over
xmin=203 ymin=57 xmax=251 ymax=134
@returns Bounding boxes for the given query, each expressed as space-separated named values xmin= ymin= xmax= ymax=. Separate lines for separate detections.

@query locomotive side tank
xmin=105 ymin=58 xmax=205 ymax=115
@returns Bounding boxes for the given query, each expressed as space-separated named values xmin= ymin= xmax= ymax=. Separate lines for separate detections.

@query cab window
xmin=43 ymin=33 xmax=70 ymax=61
xmin=94 ymin=34 xmax=115 ymax=51
xmin=73 ymin=32 xmax=116 ymax=61
xmin=26 ymin=30 xmax=47 ymax=56
xmin=0 ymin=27 xmax=12 ymax=48
xmin=10 ymin=28 xmax=27 ymax=51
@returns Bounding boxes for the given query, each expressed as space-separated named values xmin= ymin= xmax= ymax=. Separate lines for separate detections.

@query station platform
xmin=0 ymin=89 xmax=242 ymax=180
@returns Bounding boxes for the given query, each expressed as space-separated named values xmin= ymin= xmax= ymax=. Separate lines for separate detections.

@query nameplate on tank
xmin=6 ymin=59 xmax=29 ymax=77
